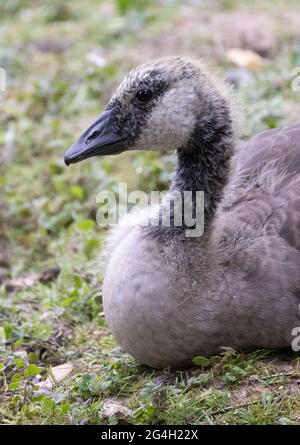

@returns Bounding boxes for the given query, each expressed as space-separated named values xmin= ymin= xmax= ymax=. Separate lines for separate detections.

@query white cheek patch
xmin=133 ymin=82 xmax=197 ymax=152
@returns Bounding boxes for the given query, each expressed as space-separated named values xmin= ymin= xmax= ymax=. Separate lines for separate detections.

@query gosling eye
xmin=136 ymin=89 xmax=153 ymax=103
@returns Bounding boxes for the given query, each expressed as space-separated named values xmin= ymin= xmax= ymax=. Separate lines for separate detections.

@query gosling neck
xmin=171 ymin=117 xmax=234 ymax=227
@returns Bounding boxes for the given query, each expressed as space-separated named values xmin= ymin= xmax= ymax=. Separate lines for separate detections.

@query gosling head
xmin=64 ymin=56 xmax=232 ymax=165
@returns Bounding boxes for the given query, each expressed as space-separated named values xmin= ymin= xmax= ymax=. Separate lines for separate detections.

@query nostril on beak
xmin=86 ymin=130 xmax=101 ymax=145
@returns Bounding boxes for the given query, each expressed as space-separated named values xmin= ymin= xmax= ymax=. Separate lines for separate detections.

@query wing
xmin=210 ymin=124 xmax=300 ymax=344
xmin=217 ymin=123 xmax=300 ymax=252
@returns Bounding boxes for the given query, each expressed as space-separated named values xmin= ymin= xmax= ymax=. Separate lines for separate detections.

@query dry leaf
xmin=102 ymin=398 xmax=132 ymax=420
xmin=5 ymin=276 xmax=37 ymax=292
xmin=37 ymin=363 xmax=73 ymax=391
xmin=226 ymin=48 xmax=265 ymax=69
xmin=51 ymin=363 xmax=73 ymax=382
xmin=5 ymin=267 xmax=60 ymax=292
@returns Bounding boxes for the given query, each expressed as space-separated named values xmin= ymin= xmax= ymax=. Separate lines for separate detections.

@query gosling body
xmin=65 ymin=58 xmax=300 ymax=368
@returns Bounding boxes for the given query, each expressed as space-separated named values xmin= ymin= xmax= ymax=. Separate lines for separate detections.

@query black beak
xmin=64 ymin=108 xmax=126 ymax=166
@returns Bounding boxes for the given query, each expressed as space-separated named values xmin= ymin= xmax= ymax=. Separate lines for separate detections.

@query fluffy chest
xmin=101 ymin=227 xmax=230 ymax=367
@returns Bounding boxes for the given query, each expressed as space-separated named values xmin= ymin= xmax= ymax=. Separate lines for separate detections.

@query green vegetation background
xmin=0 ymin=0 xmax=299 ymax=425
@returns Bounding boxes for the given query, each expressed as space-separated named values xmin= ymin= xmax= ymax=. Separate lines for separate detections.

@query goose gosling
xmin=65 ymin=57 xmax=300 ymax=368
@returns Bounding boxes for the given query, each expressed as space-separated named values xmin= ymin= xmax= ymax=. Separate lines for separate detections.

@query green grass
xmin=1 ymin=0 xmax=300 ymax=425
